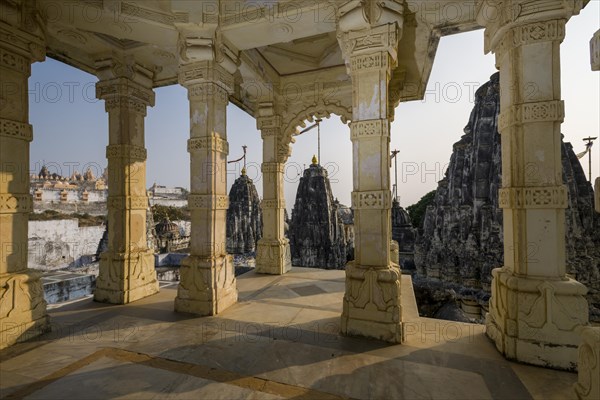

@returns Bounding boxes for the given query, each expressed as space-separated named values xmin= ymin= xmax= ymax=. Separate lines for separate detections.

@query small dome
xmin=155 ymin=218 xmax=180 ymax=238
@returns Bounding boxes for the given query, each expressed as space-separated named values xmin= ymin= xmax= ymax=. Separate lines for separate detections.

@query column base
xmin=341 ymin=262 xmax=403 ymax=343
xmin=174 ymin=254 xmax=237 ymax=316
xmin=486 ymin=267 xmax=589 ymax=370
xmin=0 ymin=270 xmax=49 ymax=349
xmin=573 ymin=327 xmax=600 ymax=400
xmin=255 ymin=239 xmax=291 ymax=275
xmin=94 ymin=250 xmax=159 ymax=304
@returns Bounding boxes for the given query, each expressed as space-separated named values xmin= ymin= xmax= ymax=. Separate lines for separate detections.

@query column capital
xmin=337 ymin=0 xmax=403 ymax=37
xmin=476 ymin=0 xmax=583 ymax=55
xmin=0 ymin=22 xmax=45 ymax=74
xmin=178 ymin=32 xmax=239 ymax=75
xmin=338 ymin=23 xmax=401 ymax=73
xmin=96 ymin=76 xmax=155 ymax=114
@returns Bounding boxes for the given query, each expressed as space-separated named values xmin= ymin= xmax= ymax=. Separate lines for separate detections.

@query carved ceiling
xmin=27 ymin=0 xmax=483 ymax=114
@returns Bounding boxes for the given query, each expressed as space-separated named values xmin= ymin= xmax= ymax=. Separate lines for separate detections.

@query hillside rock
xmin=415 ymin=72 xmax=600 ymax=321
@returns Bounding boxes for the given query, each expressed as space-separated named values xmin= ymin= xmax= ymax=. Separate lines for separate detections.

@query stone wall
xmin=415 ymin=73 xmax=600 ymax=321
xmin=29 ymin=219 xmax=105 ymax=270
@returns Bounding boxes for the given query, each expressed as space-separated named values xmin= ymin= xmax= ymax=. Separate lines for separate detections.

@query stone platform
xmin=0 ymin=268 xmax=578 ymax=399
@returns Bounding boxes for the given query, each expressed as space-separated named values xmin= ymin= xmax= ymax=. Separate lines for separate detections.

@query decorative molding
xmin=338 ymin=20 xmax=400 ymax=59
xmin=0 ymin=193 xmax=32 ymax=214
xmin=96 ymin=78 xmax=155 ymax=115
xmin=350 ymin=119 xmax=389 ymax=140
xmin=0 ymin=118 xmax=32 ymax=141
xmin=257 ymin=115 xmax=282 ymax=130
xmin=186 ymin=82 xmax=229 ymax=104
xmin=0 ymin=23 xmax=45 ymax=65
xmin=499 ymin=185 xmax=567 ymax=209
xmin=0 ymin=47 xmax=29 ymax=74
xmin=352 ymin=190 xmax=391 ymax=209
xmin=350 ymin=51 xmax=390 ymax=72
xmin=261 ymin=199 xmax=286 ymax=209
xmin=188 ymin=194 xmax=229 ymax=210
xmin=178 ymin=61 xmax=234 ymax=93
xmin=499 ymin=100 xmax=564 ymax=130
xmin=187 ymin=136 xmax=229 ymax=154
xmin=261 ymin=162 xmax=284 ymax=173
xmin=103 ymin=98 xmax=149 ymax=114
xmin=495 ymin=19 xmax=567 ymax=56
xmin=107 ymin=196 xmax=148 ymax=210
xmin=512 ymin=20 xmax=566 ymax=46
xmin=106 ymin=144 xmax=147 ymax=161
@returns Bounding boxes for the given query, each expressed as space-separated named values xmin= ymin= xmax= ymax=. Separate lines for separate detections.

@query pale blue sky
xmin=29 ymin=2 xmax=599 ymax=209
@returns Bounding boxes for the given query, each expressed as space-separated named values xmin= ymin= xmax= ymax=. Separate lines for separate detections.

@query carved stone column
xmin=477 ymin=0 xmax=588 ymax=369
xmin=94 ymin=60 xmax=159 ymax=304
xmin=255 ymin=112 xmax=291 ymax=275
xmin=0 ymin=20 xmax=48 ymax=349
xmin=175 ymin=59 xmax=237 ymax=315
xmin=337 ymin=1 xmax=404 ymax=343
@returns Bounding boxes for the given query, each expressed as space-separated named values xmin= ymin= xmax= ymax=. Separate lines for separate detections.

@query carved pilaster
xmin=0 ymin=21 xmax=48 ymax=349
xmin=256 ymin=110 xmax=291 ymax=275
xmin=94 ymin=61 xmax=158 ymax=305
xmin=337 ymin=3 xmax=403 ymax=343
xmin=477 ymin=0 xmax=588 ymax=369
xmin=175 ymin=39 xmax=238 ymax=314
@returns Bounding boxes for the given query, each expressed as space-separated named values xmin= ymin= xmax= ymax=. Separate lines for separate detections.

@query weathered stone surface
xmin=226 ymin=173 xmax=262 ymax=254
xmin=289 ymin=162 xmax=348 ymax=269
xmin=391 ymin=199 xmax=417 ymax=271
xmin=337 ymin=202 xmax=355 ymax=263
xmin=415 ymin=72 xmax=600 ymax=321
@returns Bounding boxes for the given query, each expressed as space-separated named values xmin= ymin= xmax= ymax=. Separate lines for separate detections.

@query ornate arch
xmin=277 ymin=101 xmax=352 ymax=163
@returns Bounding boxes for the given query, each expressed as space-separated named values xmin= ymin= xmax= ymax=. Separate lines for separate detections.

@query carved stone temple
xmin=1 ymin=1 xmax=598 ymax=390
xmin=415 ymin=72 xmax=600 ymax=324
xmin=226 ymin=170 xmax=263 ymax=254
xmin=289 ymin=158 xmax=348 ymax=269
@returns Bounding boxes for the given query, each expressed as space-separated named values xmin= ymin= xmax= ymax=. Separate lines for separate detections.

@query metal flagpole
xmin=582 ymin=136 xmax=597 ymax=183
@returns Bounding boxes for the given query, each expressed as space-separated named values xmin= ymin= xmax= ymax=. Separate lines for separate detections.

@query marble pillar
xmin=477 ymin=0 xmax=589 ymax=370
xmin=337 ymin=1 xmax=404 ymax=342
xmin=175 ymin=60 xmax=237 ymax=315
xmin=256 ymin=112 xmax=291 ymax=275
xmin=94 ymin=61 xmax=159 ymax=304
xmin=0 ymin=22 xmax=48 ymax=349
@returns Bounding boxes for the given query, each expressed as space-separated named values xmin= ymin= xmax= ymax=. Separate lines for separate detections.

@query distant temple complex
xmin=30 ymin=166 xmax=108 ymax=214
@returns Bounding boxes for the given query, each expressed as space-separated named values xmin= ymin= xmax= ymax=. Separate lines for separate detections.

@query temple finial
xmin=312 ymin=154 xmax=318 ymax=165
xmin=241 ymin=167 xmax=246 ymax=176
